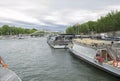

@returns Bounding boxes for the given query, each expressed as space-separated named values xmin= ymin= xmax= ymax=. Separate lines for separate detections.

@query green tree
xmin=0 ymin=25 xmax=37 ymax=35
xmin=66 ymin=11 xmax=120 ymax=34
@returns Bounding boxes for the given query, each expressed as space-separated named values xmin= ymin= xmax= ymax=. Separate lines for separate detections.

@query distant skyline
xmin=0 ymin=0 xmax=120 ymax=31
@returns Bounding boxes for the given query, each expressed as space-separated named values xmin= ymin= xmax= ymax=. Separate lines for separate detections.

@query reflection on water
xmin=0 ymin=37 xmax=119 ymax=81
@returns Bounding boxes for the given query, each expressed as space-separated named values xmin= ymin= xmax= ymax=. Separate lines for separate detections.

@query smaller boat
xmin=0 ymin=67 xmax=22 ymax=81
xmin=18 ymin=34 xmax=25 ymax=39
xmin=18 ymin=36 xmax=25 ymax=39
xmin=47 ymin=34 xmax=75 ymax=49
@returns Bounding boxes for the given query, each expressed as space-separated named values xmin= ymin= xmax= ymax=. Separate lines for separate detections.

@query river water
xmin=0 ymin=37 xmax=119 ymax=81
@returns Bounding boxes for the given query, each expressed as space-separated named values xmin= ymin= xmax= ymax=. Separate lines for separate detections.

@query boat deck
xmin=107 ymin=61 xmax=120 ymax=68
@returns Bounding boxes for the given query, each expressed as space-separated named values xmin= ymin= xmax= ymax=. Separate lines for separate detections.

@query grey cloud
xmin=0 ymin=0 xmax=120 ymax=31
xmin=48 ymin=0 xmax=120 ymax=10
xmin=0 ymin=18 xmax=67 ymax=31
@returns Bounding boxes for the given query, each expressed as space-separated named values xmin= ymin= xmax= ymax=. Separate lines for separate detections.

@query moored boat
xmin=18 ymin=36 xmax=25 ymax=39
xmin=47 ymin=34 xmax=75 ymax=49
xmin=68 ymin=38 xmax=120 ymax=77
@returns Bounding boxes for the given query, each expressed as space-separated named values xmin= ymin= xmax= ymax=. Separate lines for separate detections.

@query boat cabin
xmin=55 ymin=34 xmax=75 ymax=41
xmin=95 ymin=48 xmax=120 ymax=68
xmin=95 ymin=48 xmax=113 ymax=62
xmin=48 ymin=34 xmax=75 ymax=45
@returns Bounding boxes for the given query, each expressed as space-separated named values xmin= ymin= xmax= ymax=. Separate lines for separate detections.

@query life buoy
xmin=113 ymin=60 xmax=118 ymax=67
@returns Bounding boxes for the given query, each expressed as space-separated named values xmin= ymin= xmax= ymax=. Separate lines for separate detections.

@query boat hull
xmin=48 ymin=42 xmax=68 ymax=49
xmin=47 ymin=39 xmax=68 ymax=49
xmin=0 ymin=67 xmax=22 ymax=81
xmin=69 ymin=43 xmax=120 ymax=77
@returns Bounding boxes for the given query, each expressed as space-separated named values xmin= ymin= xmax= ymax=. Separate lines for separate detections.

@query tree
xmin=0 ymin=25 xmax=37 ymax=35
xmin=66 ymin=11 xmax=120 ymax=34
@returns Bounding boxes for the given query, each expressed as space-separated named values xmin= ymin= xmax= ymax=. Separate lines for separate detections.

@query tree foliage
xmin=66 ymin=11 xmax=120 ymax=34
xmin=0 ymin=25 xmax=37 ymax=35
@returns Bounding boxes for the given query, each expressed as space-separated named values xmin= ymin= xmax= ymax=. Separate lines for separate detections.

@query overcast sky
xmin=0 ymin=0 xmax=120 ymax=31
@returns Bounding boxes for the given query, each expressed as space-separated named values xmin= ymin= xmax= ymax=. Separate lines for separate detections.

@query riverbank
xmin=0 ymin=35 xmax=30 ymax=40
xmin=0 ymin=35 xmax=16 ymax=39
xmin=74 ymin=38 xmax=111 ymax=45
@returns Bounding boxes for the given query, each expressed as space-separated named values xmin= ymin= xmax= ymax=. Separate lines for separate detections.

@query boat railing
xmin=106 ymin=47 xmax=117 ymax=60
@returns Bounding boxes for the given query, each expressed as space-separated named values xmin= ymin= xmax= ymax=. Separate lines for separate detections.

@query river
xmin=0 ymin=37 xmax=119 ymax=81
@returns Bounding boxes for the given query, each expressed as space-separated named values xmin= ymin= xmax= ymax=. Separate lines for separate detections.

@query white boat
xmin=47 ymin=34 xmax=74 ymax=49
xmin=18 ymin=36 xmax=25 ymax=39
xmin=68 ymin=41 xmax=120 ymax=77
xmin=0 ymin=67 xmax=22 ymax=81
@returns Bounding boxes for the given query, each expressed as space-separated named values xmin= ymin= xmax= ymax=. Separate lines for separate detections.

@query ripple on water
xmin=0 ymin=38 xmax=119 ymax=81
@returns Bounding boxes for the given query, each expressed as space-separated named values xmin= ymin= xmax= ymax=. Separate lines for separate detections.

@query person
xmin=97 ymin=56 xmax=104 ymax=65
xmin=102 ymin=50 xmax=107 ymax=61
xmin=0 ymin=56 xmax=8 ymax=68
xmin=95 ymin=51 xmax=104 ymax=65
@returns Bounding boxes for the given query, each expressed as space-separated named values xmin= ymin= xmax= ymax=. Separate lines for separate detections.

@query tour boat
xmin=47 ymin=34 xmax=75 ymax=49
xmin=68 ymin=39 xmax=120 ymax=77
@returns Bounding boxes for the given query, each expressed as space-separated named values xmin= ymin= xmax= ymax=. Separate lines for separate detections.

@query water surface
xmin=0 ymin=37 xmax=119 ymax=81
